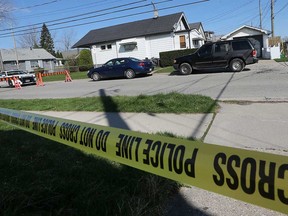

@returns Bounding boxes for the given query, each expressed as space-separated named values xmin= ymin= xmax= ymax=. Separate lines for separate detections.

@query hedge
xmin=159 ymin=49 xmax=197 ymax=67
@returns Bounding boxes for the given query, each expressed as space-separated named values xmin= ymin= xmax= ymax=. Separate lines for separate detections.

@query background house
xmin=220 ymin=25 xmax=278 ymax=59
xmin=73 ymin=12 xmax=208 ymax=66
xmin=189 ymin=22 xmax=206 ymax=48
xmin=0 ymin=48 xmax=56 ymax=72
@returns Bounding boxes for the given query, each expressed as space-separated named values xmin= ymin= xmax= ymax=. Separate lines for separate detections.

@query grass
xmin=0 ymin=92 xmax=217 ymax=113
xmin=0 ymin=93 xmax=217 ymax=215
xmin=274 ymin=56 xmax=288 ymax=62
xmin=154 ymin=66 xmax=174 ymax=74
xmin=41 ymin=71 xmax=88 ymax=82
xmin=0 ymin=123 xmax=180 ymax=215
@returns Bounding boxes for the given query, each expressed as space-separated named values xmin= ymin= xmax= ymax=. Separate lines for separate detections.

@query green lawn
xmin=41 ymin=71 xmax=88 ymax=82
xmin=0 ymin=92 xmax=217 ymax=113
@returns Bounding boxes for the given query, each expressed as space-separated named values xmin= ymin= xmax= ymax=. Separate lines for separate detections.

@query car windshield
xmin=7 ymin=71 xmax=26 ymax=76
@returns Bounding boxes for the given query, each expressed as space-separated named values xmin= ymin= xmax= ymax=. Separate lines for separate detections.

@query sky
xmin=0 ymin=0 xmax=287 ymax=50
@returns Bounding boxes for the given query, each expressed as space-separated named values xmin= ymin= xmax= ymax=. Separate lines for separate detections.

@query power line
xmin=275 ymin=2 xmax=288 ymax=17
xmin=9 ymin=0 xmax=63 ymax=12
xmin=0 ymin=0 xmax=209 ymax=39
xmin=0 ymin=0 xmax=149 ymax=32
xmin=202 ymin=0 xmax=254 ymax=24
xmin=13 ymin=0 xmax=130 ymax=21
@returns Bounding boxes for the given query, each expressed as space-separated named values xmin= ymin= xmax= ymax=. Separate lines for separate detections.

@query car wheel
xmin=179 ymin=63 xmax=192 ymax=75
xmin=125 ymin=69 xmax=135 ymax=79
xmin=92 ymin=72 xmax=100 ymax=81
xmin=229 ymin=58 xmax=244 ymax=72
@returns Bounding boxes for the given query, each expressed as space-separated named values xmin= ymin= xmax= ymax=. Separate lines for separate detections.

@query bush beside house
xmin=159 ymin=49 xmax=197 ymax=67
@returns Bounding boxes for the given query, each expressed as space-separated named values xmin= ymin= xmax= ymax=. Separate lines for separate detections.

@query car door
xmin=112 ymin=59 xmax=127 ymax=77
xmin=213 ymin=42 xmax=231 ymax=68
xmin=194 ymin=44 xmax=213 ymax=68
xmin=100 ymin=60 xmax=116 ymax=78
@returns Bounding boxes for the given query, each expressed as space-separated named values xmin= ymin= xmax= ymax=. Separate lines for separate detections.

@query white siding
xmin=189 ymin=30 xmax=205 ymax=49
xmin=175 ymin=19 xmax=187 ymax=31
xmin=117 ymin=37 xmax=147 ymax=59
xmin=146 ymin=34 xmax=174 ymax=58
xmin=174 ymin=32 xmax=191 ymax=49
xmin=91 ymin=43 xmax=117 ymax=65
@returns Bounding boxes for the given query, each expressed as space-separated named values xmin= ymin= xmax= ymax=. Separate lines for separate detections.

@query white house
xmin=189 ymin=22 xmax=206 ymax=48
xmin=72 ymin=12 xmax=207 ymax=66
xmin=220 ymin=25 xmax=278 ymax=59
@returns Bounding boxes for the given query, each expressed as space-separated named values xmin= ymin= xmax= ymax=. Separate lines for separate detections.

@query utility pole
xmin=259 ymin=0 xmax=262 ymax=29
xmin=271 ymin=0 xmax=274 ymax=37
xmin=11 ymin=26 xmax=19 ymax=70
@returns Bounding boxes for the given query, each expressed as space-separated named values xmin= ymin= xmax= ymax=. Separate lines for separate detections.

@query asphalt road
xmin=0 ymin=60 xmax=287 ymax=101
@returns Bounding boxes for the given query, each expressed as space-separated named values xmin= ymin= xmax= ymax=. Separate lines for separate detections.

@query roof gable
xmin=189 ymin=22 xmax=201 ymax=30
xmin=73 ymin=12 xmax=188 ymax=48
xmin=0 ymin=48 xmax=55 ymax=61
xmin=221 ymin=25 xmax=271 ymax=40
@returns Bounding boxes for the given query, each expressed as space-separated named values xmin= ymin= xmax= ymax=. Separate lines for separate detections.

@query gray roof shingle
xmin=0 ymin=48 xmax=55 ymax=61
xmin=72 ymin=12 xmax=185 ymax=48
xmin=189 ymin=22 xmax=201 ymax=30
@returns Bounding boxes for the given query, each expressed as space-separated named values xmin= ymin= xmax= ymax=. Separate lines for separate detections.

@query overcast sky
xmin=0 ymin=0 xmax=287 ymax=50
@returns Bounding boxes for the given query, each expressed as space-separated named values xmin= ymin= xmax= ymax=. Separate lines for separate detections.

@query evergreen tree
xmin=55 ymin=50 xmax=63 ymax=58
xmin=40 ymin=23 xmax=55 ymax=56
xmin=78 ymin=49 xmax=93 ymax=66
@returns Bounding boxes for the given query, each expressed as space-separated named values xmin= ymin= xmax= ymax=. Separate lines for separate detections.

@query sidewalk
xmin=31 ymin=102 xmax=288 ymax=216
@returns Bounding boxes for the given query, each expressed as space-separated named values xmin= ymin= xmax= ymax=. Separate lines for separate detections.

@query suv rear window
xmin=232 ymin=41 xmax=252 ymax=51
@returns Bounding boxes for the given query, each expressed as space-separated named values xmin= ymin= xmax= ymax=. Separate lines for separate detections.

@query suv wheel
xmin=179 ymin=63 xmax=192 ymax=75
xmin=230 ymin=58 xmax=244 ymax=72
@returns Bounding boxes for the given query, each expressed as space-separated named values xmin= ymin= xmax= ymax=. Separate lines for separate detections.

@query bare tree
xmin=62 ymin=29 xmax=76 ymax=51
xmin=0 ymin=0 xmax=13 ymax=26
xmin=18 ymin=26 xmax=40 ymax=48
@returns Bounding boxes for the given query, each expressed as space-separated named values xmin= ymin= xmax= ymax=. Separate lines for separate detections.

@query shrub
xmin=159 ymin=49 xmax=197 ymax=67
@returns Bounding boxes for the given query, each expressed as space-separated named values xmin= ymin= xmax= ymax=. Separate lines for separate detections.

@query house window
xmin=193 ymin=40 xmax=199 ymax=47
xmin=10 ymin=61 xmax=17 ymax=65
xmin=100 ymin=44 xmax=112 ymax=50
xmin=30 ymin=60 xmax=39 ymax=68
xmin=123 ymin=44 xmax=137 ymax=51
xmin=179 ymin=35 xmax=186 ymax=48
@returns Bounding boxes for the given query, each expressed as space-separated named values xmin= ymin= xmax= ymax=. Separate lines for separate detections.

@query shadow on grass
xmin=0 ymin=127 xmax=181 ymax=216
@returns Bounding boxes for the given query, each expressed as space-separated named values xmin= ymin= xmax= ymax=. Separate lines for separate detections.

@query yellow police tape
xmin=0 ymin=107 xmax=287 ymax=214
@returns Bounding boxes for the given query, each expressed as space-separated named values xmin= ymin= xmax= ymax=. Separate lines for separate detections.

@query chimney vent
xmin=152 ymin=2 xmax=159 ymax=19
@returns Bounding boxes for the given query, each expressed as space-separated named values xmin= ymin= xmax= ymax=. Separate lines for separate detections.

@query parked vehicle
xmin=2 ymin=70 xmax=36 ymax=87
xmin=173 ymin=38 xmax=258 ymax=74
xmin=87 ymin=57 xmax=154 ymax=81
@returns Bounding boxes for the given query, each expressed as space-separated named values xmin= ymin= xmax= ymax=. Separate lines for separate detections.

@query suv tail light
xmin=139 ymin=62 xmax=145 ymax=67
xmin=252 ymin=49 xmax=257 ymax=57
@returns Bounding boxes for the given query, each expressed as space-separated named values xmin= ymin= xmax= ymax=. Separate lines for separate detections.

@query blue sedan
xmin=87 ymin=57 xmax=154 ymax=81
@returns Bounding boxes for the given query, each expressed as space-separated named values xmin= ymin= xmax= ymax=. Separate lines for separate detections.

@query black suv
xmin=173 ymin=39 xmax=258 ymax=74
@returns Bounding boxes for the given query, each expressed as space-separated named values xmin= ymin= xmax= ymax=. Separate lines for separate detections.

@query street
xmin=0 ymin=60 xmax=288 ymax=101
